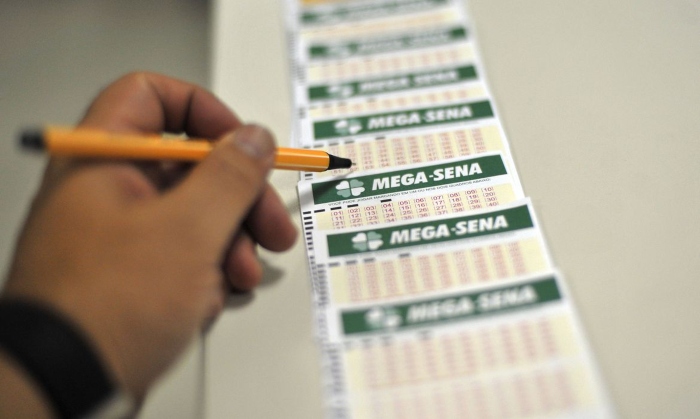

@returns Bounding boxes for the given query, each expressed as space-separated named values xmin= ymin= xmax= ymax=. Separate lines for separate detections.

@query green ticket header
xmin=301 ymin=0 xmax=449 ymax=25
xmin=313 ymin=100 xmax=493 ymax=140
xmin=326 ymin=204 xmax=533 ymax=257
xmin=310 ymin=27 xmax=466 ymax=59
xmin=341 ymin=276 xmax=561 ymax=335
xmin=311 ymin=154 xmax=507 ymax=204
xmin=308 ymin=65 xmax=477 ymax=101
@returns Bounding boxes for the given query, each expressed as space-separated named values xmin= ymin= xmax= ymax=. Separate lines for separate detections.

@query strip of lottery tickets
xmin=283 ymin=0 xmax=615 ymax=417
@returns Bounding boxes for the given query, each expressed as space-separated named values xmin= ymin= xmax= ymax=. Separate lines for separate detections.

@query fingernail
xmin=233 ymin=125 xmax=275 ymax=160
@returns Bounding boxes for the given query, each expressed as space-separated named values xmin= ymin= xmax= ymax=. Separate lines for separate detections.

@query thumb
xmin=164 ymin=124 xmax=276 ymax=251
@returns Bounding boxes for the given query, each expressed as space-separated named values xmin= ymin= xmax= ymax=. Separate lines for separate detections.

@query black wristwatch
xmin=0 ymin=299 xmax=134 ymax=418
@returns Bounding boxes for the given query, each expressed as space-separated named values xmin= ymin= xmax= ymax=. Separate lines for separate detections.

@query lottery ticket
xmin=305 ymin=200 xmax=554 ymax=309
xmin=299 ymin=98 xmax=495 ymax=145
xmin=299 ymin=123 xmax=513 ymax=181
xmin=301 ymin=64 xmax=482 ymax=106
xmin=303 ymin=41 xmax=476 ymax=86
xmin=298 ymin=0 xmax=459 ymax=25
xmin=326 ymin=272 xmax=575 ymax=341
xmin=314 ymin=230 xmax=553 ymax=307
xmin=298 ymin=152 xmax=523 ymax=230
xmin=297 ymin=25 xmax=471 ymax=66
xmin=311 ymin=200 xmax=542 ymax=262
xmin=319 ymin=273 xmax=615 ymax=418
xmin=289 ymin=0 xmax=469 ymax=70
xmin=305 ymin=81 xmax=488 ymax=122
xmin=300 ymin=7 xmax=466 ymax=46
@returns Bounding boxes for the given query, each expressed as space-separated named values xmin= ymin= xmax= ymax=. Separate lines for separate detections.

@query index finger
xmin=39 ymin=72 xmax=243 ymax=193
xmin=78 ymin=72 xmax=242 ymax=138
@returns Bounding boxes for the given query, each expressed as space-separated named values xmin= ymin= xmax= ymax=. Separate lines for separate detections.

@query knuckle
xmin=212 ymin=140 xmax=266 ymax=193
xmin=117 ymin=71 xmax=153 ymax=86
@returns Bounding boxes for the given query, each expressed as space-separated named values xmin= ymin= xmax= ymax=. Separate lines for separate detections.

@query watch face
xmin=85 ymin=392 xmax=135 ymax=419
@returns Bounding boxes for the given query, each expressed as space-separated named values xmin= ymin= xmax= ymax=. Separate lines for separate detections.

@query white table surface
xmin=1 ymin=1 xmax=699 ymax=418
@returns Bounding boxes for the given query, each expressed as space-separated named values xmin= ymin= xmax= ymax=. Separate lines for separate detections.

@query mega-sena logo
xmin=333 ymin=118 xmax=363 ymax=135
xmin=364 ymin=306 xmax=402 ymax=330
xmin=330 ymin=161 xmax=483 ymax=199
xmin=351 ymin=231 xmax=383 ymax=251
xmin=326 ymin=84 xmax=355 ymax=98
xmin=335 ymin=179 xmax=366 ymax=198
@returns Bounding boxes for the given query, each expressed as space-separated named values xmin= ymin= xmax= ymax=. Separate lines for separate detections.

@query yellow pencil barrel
xmin=45 ymin=127 xmax=211 ymax=161
xmin=21 ymin=127 xmax=351 ymax=171
xmin=275 ymin=147 xmax=329 ymax=172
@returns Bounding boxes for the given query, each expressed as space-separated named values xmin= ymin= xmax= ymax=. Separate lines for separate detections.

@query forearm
xmin=0 ymin=349 xmax=53 ymax=419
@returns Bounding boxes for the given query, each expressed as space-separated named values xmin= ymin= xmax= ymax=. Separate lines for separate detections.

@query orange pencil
xmin=19 ymin=126 xmax=353 ymax=172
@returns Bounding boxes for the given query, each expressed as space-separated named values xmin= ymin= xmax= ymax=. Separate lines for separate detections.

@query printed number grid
xmin=308 ymin=124 xmax=506 ymax=180
xmin=345 ymin=315 xmax=578 ymax=389
xmin=345 ymin=366 xmax=596 ymax=419
xmin=300 ymin=9 xmax=462 ymax=42
xmin=307 ymin=44 xmax=474 ymax=82
xmin=327 ymin=237 xmax=548 ymax=304
xmin=316 ymin=183 xmax=518 ymax=230
xmin=339 ymin=315 xmax=597 ymax=419
xmin=308 ymin=84 xmax=487 ymax=119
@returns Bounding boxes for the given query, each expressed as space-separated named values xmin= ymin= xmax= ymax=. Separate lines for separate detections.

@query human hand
xmin=2 ymin=72 xmax=297 ymax=401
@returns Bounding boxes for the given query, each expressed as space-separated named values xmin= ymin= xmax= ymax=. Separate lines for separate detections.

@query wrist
xmin=0 ymin=349 xmax=54 ymax=418
xmin=0 ymin=298 xmax=135 ymax=418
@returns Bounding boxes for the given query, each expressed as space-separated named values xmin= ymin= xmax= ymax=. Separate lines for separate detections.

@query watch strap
xmin=0 ymin=299 xmax=122 ymax=418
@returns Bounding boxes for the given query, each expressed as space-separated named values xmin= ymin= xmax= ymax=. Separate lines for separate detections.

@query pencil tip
xmin=327 ymin=154 xmax=353 ymax=170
